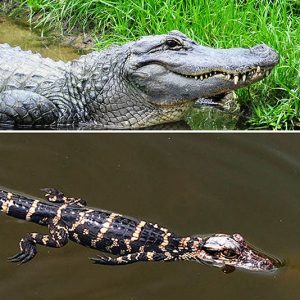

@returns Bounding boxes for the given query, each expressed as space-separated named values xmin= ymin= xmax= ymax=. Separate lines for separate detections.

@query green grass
xmin=5 ymin=0 xmax=300 ymax=129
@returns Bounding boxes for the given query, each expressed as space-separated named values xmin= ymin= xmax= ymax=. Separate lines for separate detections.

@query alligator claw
xmin=41 ymin=187 xmax=87 ymax=206
xmin=89 ymin=256 xmax=104 ymax=262
xmin=40 ymin=187 xmax=61 ymax=194
xmin=8 ymin=246 xmax=37 ymax=264
xmin=89 ymin=255 xmax=111 ymax=264
xmin=41 ymin=188 xmax=65 ymax=202
xmin=19 ymin=250 xmax=36 ymax=264
xmin=8 ymin=252 xmax=28 ymax=263
xmin=8 ymin=252 xmax=24 ymax=261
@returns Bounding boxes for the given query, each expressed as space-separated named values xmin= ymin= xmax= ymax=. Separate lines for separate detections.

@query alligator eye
xmin=221 ymin=249 xmax=237 ymax=258
xmin=165 ymin=38 xmax=182 ymax=49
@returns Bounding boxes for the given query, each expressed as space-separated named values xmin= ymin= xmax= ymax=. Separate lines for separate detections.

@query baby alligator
xmin=0 ymin=188 xmax=281 ymax=273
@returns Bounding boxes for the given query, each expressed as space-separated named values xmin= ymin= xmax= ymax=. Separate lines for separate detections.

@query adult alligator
xmin=0 ymin=31 xmax=279 ymax=129
xmin=0 ymin=188 xmax=282 ymax=273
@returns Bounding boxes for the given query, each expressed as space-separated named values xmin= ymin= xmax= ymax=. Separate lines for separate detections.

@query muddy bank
xmin=0 ymin=0 xmax=94 ymax=54
xmin=0 ymin=16 xmax=82 ymax=61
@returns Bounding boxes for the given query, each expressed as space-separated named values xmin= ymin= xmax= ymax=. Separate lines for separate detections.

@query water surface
xmin=0 ymin=134 xmax=299 ymax=299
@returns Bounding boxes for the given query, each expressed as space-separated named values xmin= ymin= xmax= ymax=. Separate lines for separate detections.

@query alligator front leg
xmin=90 ymin=251 xmax=173 ymax=265
xmin=0 ymin=90 xmax=59 ymax=127
xmin=8 ymin=221 xmax=68 ymax=264
xmin=41 ymin=188 xmax=87 ymax=207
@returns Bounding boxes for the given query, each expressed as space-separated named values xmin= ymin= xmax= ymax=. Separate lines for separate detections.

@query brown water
xmin=0 ymin=16 xmax=79 ymax=61
xmin=0 ymin=133 xmax=299 ymax=299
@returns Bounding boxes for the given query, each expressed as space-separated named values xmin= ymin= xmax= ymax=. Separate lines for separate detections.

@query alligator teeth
xmin=182 ymin=69 xmax=269 ymax=82
xmin=234 ymin=75 xmax=239 ymax=85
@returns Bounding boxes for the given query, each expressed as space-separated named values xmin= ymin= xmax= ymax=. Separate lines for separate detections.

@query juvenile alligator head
xmin=181 ymin=233 xmax=282 ymax=273
xmin=108 ymin=30 xmax=278 ymax=128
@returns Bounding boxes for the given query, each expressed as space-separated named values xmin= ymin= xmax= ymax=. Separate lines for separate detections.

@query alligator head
xmin=184 ymin=233 xmax=282 ymax=273
xmin=79 ymin=30 xmax=279 ymax=128
xmin=127 ymin=30 xmax=278 ymax=102
xmin=118 ymin=30 xmax=279 ymax=128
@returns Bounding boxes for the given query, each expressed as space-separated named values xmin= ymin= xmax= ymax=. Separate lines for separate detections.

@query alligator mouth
xmin=192 ymin=92 xmax=241 ymax=116
xmin=246 ymin=243 xmax=285 ymax=271
xmin=179 ymin=66 xmax=273 ymax=112
xmin=176 ymin=66 xmax=272 ymax=85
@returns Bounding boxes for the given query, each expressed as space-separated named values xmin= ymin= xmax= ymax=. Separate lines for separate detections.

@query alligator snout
xmin=250 ymin=44 xmax=279 ymax=63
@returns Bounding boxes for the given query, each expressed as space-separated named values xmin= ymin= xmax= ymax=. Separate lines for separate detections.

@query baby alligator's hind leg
xmin=90 ymin=251 xmax=174 ymax=266
xmin=0 ymin=90 xmax=59 ymax=127
xmin=8 ymin=221 xmax=68 ymax=264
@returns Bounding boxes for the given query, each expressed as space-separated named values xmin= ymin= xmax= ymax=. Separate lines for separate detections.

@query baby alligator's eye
xmin=165 ymin=38 xmax=182 ymax=49
xmin=221 ymin=249 xmax=237 ymax=258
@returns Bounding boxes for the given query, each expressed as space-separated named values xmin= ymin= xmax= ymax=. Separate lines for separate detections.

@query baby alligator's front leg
xmin=8 ymin=220 xmax=68 ymax=264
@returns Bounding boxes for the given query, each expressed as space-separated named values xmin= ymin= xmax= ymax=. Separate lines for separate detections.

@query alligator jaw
xmin=179 ymin=65 xmax=273 ymax=87
xmin=190 ymin=66 xmax=272 ymax=113
xmin=194 ymin=93 xmax=233 ymax=111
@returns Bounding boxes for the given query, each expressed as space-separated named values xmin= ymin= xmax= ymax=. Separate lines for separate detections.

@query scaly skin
xmin=0 ymin=188 xmax=282 ymax=273
xmin=0 ymin=31 xmax=279 ymax=129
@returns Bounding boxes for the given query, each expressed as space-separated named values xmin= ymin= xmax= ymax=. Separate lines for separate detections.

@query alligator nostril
xmin=251 ymin=44 xmax=271 ymax=54
xmin=250 ymin=44 xmax=279 ymax=63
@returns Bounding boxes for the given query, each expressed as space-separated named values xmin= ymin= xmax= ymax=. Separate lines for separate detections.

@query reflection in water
xmin=0 ymin=133 xmax=299 ymax=299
